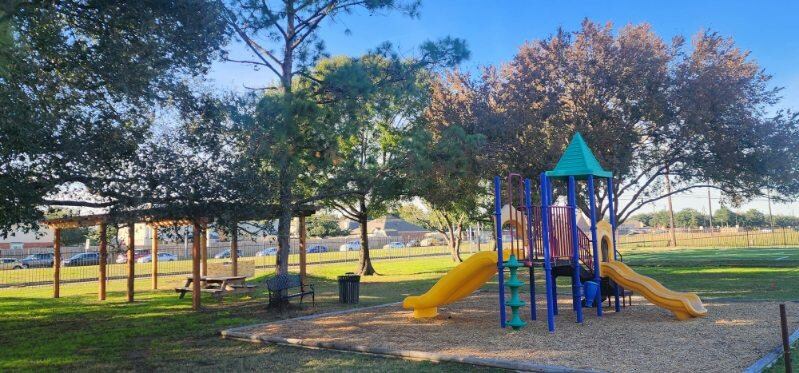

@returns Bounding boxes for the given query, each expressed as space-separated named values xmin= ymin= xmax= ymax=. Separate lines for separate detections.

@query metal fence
xmin=0 ymin=236 xmax=486 ymax=290
xmin=617 ymin=227 xmax=799 ymax=249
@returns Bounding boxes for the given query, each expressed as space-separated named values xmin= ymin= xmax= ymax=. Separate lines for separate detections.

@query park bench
xmin=265 ymin=274 xmax=314 ymax=307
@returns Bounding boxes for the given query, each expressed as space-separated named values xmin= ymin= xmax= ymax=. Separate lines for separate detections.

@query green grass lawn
xmin=2 ymin=246 xmax=799 ymax=371
xmin=766 ymin=340 xmax=798 ymax=373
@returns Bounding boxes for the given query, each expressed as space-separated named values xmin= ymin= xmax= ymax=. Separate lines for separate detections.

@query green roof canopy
xmin=545 ymin=132 xmax=612 ymax=179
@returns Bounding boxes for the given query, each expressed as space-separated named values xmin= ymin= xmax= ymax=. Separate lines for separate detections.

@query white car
xmin=0 ymin=258 xmax=26 ymax=270
xmin=136 ymin=253 xmax=178 ymax=263
xmin=382 ymin=242 xmax=405 ymax=249
xmin=338 ymin=241 xmax=361 ymax=252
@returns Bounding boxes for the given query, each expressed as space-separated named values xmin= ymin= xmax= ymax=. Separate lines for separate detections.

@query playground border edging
xmin=220 ymin=300 xmax=600 ymax=373
xmin=744 ymin=324 xmax=799 ymax=372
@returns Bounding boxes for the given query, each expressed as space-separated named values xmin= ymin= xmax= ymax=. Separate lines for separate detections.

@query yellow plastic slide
xmin=600 ymin=261 xmax=707 ymax=320
xmin=403 ymin=251 xmax=508 ymax=318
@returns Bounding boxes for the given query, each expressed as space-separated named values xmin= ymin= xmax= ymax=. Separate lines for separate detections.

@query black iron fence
xmin=0 ymin=236 xmax=485 ymax=289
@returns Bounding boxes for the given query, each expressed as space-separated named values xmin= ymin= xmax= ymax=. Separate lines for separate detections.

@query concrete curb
xmin=221 ymin=301 xmax=601 ymax=373
xmin=744 ymin=326 xmax=799 ymax=372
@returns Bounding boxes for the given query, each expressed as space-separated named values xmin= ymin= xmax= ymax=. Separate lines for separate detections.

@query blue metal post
xmin=568 ymin=176 xmax=584 ymax=323
xmin=494 ymin=176 xmax=506 ymax=328
xmin=524 ymin=178 xmax=537 ymax=320
xmin=540 ymin=173 xmax=556 ymax=332
xmin=587 ymin=175 xmax=602 ymax=316
xmin=607 ymin=177 xmax=621 ymax=312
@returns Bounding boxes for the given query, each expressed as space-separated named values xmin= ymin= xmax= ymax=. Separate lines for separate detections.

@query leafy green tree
xmin=713 ymin=206 xmax=736 ymax=227
xmin=427 ymin=20 xmax=799 ymax=224
xmin=315 ymin=51 xmax=467 ymax=274
xmin=675 ymin=208 xmax=706 ymax=229
xmin=306 ymin=212 xmax=348 ymax=238
xmin=404 ymin=125 xmax=486 ymax=262
xmin=741 ymin=209 xmax=767 ymax=228
xmin=629 ymin=213 xmax=653 ymax=226
xmin=220 ymin=0 xmax=468 ymax=275
xmin=0 ymin=1 xmax=229 ymax=235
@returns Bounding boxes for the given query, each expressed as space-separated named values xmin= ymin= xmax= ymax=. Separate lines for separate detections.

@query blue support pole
xmin=494 ymin=176 xmax=506 ymax=328
xmin=540 ymin=172 xmax=556 ymax=333
xmin=524 ymin=178 xmax=537 ymax=320
xmin=607 ymin=177 xmax=621 ymax=312
xmin=587 ymin=175 xmax=602 ymax=316
xmin=568 ymin=176 xmax=584 ymax=323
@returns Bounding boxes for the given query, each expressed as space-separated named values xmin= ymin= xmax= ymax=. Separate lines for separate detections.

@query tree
xmin=742 ymin=209 xmax=766 ymax=228
xmin=629 ymin=213 xmax=653 ymax=227
xmin=674 ymin=208 xmax=706 ymax=229
xmin=0 ymin=1 xmax=229 ymax=235
xmin=427 ymin=20 xmax=799 ymax=224
xmin=306 ymin=212 xmax=348 ymax=238
xmin=405 ymin=125 xmax=487 ymax=262
xmin=315 ymin=50 xmax=467 ymax=274
xmin=713 ymin=206 xmax=736 ymax=227
xmin=219 ymin=0 xmax=453 ymax=275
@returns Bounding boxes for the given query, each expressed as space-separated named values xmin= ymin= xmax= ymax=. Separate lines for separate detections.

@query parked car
xmin=116 ymin=250 xmax=150 ymax=264
xmin=0 ymin=258 xmax=26 ymax=270
xmin=383 ymin=242 xmax=405 ymax=249
xmin=21 ymin=253 xmax=54 ymax=268
xmin=62 ymin=252 xmax=100 ymax=267
xmin=420 ymin=237 xmax=444 ymax=247
xmin=404 ymin=239 xmax=420 ymax=248
xmin=338 ymin=241 xmax=361 ymax=252
xmin=307 ymin=245 xmax=328 ymax=253
xmin=213 ymin=248 xmax=243 ymax=259
xmin=256 ymin=247 xmax=278 ymax=256
xmin=136 ymin=252 xmax=178 ymax=263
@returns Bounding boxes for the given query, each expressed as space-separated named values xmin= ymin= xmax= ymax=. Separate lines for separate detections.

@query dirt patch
xmin=229 ymin=293 xmax=799 ymax=372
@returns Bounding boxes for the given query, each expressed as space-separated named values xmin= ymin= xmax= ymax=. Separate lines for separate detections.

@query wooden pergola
xmin=43 ymin=204 xmax=316 ymax=310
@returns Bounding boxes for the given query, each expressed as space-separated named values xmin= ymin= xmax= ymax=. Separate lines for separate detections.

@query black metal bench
xmin=265 ymin=274 xmax=314 ymax=307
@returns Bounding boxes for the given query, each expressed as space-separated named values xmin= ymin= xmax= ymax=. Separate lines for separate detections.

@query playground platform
xmin=223 ymin=292 xmax=797 ymax=372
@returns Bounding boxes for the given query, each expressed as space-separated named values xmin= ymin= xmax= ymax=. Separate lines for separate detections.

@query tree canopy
xmin=426 ymin=20 xmax=799 ymax=224
xmin=0 ymin=1 xmax=229 ymax=235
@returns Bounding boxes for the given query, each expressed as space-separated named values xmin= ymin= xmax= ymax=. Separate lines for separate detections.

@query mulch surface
xmin=235 ymin=293 xmax=798 ymax=372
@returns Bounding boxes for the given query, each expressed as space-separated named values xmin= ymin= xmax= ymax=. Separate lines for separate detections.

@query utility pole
xmin=707 ymin=188 xmax=713 ymax=233
xmin=665 ymin=165 xmax=677 ymax=247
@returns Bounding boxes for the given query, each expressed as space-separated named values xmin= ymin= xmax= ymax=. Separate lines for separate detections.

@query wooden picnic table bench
xmin=175 ymin=275 xmax=256 ymax=300
xmin=265 ymin=274 xmax=314 ymax=307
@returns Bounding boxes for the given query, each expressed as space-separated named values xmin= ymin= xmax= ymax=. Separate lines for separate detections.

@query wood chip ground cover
xmin=232 ymin=293 xmax=798 ymax=372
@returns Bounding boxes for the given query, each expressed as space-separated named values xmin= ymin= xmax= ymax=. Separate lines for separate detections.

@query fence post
xmin=780 ymin=304 xmax=793 ymax=373
xmin=746 ymin=229 xmax=750 ymax=247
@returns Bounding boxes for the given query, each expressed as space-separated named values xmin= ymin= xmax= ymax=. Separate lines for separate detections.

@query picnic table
xmin=175 ymin=275 xmax=256 ymax=299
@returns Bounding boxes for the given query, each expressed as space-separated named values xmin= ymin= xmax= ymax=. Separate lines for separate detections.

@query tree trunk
xmin=275 ymin=161 xmax=292 ymax=275
xmin=446 ymin=221 xmax=463 ymax=263
xmin=357 ymin=210 xmax=376 ymax=275
xmin=274 ymin=0 xmax=296 ymax=275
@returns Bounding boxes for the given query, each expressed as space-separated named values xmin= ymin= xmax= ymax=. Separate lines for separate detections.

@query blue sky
xmin=211 ymin=0 xmax=799 ymax=109
xmin=209 ymin=0 xmax=799 ymax=215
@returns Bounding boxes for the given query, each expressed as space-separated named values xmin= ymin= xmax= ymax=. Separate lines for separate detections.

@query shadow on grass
xmin=0 ymin=261 xmax=483 ymax=371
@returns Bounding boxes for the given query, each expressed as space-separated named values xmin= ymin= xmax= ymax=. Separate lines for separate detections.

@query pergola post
xmin=201 ymin=224 xmax=208 ymax=276
xmin=53 ymin=228 xmax=61 ymax=298
xmin=126 ymin=223 xmax=135 ymax=303
xmin=151 ymin=225 xmax=159 ymax=290
xmin=99 ymin=223 xmax=107 ymax=300
xmin=299 ymin=215 xmax=307 ymax=284
xmin=192 ymin=222 xmax=202 ymax=310
xmin=230 ymin=222 xmax=238 ymax=277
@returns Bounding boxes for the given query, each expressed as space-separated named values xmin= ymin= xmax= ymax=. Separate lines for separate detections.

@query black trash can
xmin=338 ymin=272 xmax=361 ymax=304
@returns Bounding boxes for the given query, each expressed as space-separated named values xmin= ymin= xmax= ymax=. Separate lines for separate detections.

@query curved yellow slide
xmin=403 ymin=251 xmax=508 ymax=318
xmin=600 ymin=261 xmax=707 ymax=320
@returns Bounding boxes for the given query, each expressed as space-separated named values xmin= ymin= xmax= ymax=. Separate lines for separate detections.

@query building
xmin=0 ymin=226 xmax=54 ymax=252
xmin=349 ymin=215 xmax=428 ymax=240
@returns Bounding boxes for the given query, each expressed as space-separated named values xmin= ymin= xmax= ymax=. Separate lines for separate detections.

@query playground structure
xmin=403 ymin=133 xmax=707 ymax=331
